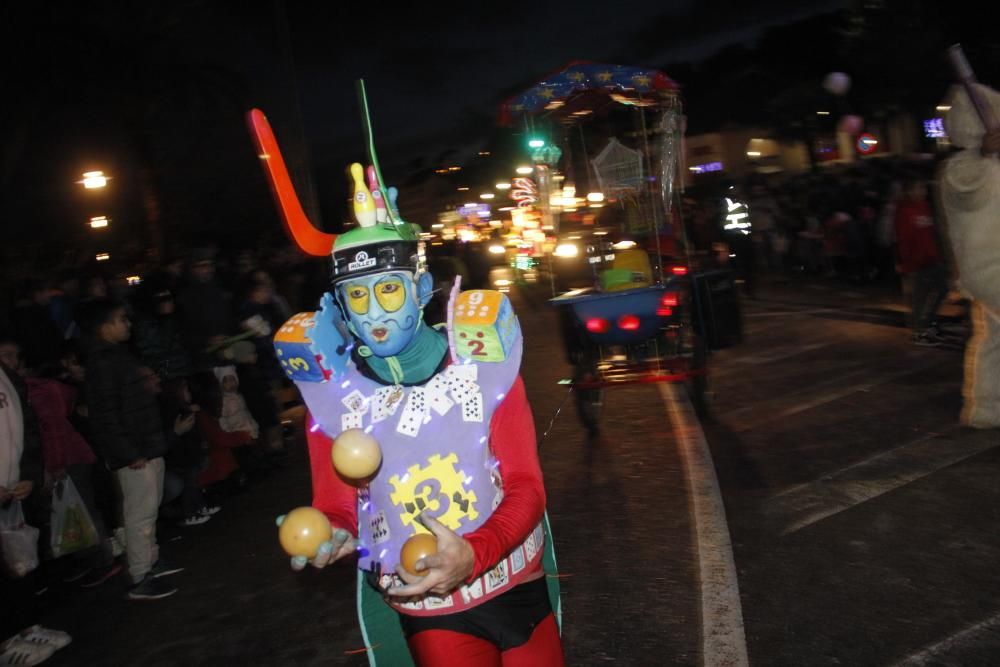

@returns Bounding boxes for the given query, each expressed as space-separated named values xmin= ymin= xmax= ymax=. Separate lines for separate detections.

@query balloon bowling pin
xmin=387 ymin=186 xmax=400 ymax=219
xmin=350 ymin=162 xmax=376 ymax=227
xmin=367 ymin=165 xmax=388 ymax=223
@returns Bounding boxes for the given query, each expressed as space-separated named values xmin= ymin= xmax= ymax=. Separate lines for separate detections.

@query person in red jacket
xmin=894 ymin=177 xmax=949 ymax=346
xmin=27 ymin=348 xmax=121 ymax=587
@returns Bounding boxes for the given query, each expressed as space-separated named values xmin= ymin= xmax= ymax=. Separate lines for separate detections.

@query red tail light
xmin=671 ymin=266 xmax=688 ymax=276
xmin=617 ymin=314 xmax=640 ymax=330
xmin=586 ymin=317 xmax=609 ymax=333
xmin=660 ymin=292 xmax=678 ymax=306
xmin=657 ymin=307 xmax=674 ymax=317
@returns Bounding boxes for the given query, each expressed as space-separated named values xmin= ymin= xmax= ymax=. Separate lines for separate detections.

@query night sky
xmin=2 ymin=0 xmax=853 ymax=249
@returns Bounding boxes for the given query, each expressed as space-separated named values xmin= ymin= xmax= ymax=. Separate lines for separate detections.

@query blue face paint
xmin=339 ymin=271 xmax=423 ymax=358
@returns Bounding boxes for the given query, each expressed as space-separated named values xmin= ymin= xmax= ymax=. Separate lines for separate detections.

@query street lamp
xmin=80 ymin=170 xmax=109 ymax=189
xmin=89 ymin=215 xmax=109 ymax=229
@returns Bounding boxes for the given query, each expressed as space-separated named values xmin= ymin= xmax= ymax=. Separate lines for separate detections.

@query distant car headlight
xmin=553 ymin=243 xmax=579 ymax=258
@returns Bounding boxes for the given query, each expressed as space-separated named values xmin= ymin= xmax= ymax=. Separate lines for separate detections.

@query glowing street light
xmin=495 ymin=182 xmax=511 ymax=190
xmin=480 ymin=193 xmax=495 ymax=200
xmin=80 ymin=171 xmax=109 ymax=189
xmin=95 ymin=252 xmax=110 ymax=261
xmin=89 ymin=215 xmax=109 ymax=229
xmin=515 ymin=166 xmax=533 ymax=175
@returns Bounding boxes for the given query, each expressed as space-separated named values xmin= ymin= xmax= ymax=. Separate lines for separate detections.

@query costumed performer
xmin=250 ymin=95 xmax=564 ymax=666
xmin=940 ymin=83 xmax=1000 ymax=427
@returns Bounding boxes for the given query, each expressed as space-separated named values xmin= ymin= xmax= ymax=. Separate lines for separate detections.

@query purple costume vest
xmin=296 ymin=328 xmax=543 ymax=615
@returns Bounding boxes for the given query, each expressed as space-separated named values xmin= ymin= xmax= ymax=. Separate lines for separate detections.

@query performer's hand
xmin=386 ymin=514 xmax=475 ymax=600
xmin=288 ymin=527 xmax=358 ymax=571
xmin=981 ymin=129 xmax=1000 ymax=156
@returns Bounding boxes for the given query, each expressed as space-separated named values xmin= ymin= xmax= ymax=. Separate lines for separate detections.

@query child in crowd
xmin=190 ymin=373 xmax=254 ymax=491
xmin=214 ymin=366 xmax=258 ymax=439
xmin=27 ymin=344 xmax=120 ymax=587
xmin=76 ymin=299 xmax=183 ymax=601
xmin=159 ymin=377 xmax=219 ymax=527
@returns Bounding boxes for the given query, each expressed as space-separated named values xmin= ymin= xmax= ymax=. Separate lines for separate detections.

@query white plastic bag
xmin=0 ymin=500 xmax=40 ymax=577
xmin=50 ymin=477 xmax=98 ymax=559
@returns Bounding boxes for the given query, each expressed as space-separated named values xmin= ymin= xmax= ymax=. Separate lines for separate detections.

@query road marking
xmin=743 ymin=307 xmax=838 ymax=319
xmin=660 ymin=383 xmax=749 ymax=667
xmin=764 ymin=426 xmax=998 ymax=535
xmin=733 ymin=341 xmax=834 ymax=365
xmin=891 ymin=611 xmax=1000 ymax=666
xmin=726 ymin=358 xmax=947 ymax=433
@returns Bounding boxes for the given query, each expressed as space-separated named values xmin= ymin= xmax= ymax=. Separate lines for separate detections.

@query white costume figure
xmin=940 ymin=83 xmax=1000 ymax=427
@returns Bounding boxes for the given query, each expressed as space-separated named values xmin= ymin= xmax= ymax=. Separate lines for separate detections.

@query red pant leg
xmin=502 ymin=614 xmax=565 ymax=667
xmin=407 ymin=629 xmax=502 ymax=667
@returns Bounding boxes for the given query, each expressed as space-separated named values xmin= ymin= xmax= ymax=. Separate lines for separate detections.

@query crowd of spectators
xmin=0 ymin=244 xmax=324 ymax=663
xmin=685 ymin=156 xmax=963 ymax=344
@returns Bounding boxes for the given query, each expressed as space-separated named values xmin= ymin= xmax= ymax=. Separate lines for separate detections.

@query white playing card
xmin=341 ymin=389 xmax=369 ymax=415
xmin=449 ymin=378 xmax=478 ymax=405
xmin=426 ymin=374 xmax=449 ymax=395
xmin=372 ymin=386 xmax=405 ymax=423
xmin=429 ymin=390 xmax=454 ymax=416
xmin=462 ymin=392 xmax=484 ymax=422
xmin=449 ymin=363 xmax=478 ymax=382
xmin=341 ymin=412 xmax=363 ymax=431
xmin=396 ymin=387 xmax=428 ymax=437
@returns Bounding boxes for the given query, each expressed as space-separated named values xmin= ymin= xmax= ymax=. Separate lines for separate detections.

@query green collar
xmin=358 ymin=324 xmax=448 ymax=385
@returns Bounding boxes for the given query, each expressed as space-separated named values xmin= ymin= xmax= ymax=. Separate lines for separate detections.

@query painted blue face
xmin=337 ymin=271 xmax=431 ymax=358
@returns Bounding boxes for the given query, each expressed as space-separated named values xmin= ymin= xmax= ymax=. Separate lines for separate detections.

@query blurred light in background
xmin=81 ymin=170 xmax=108 ymax=189
xmin=586 ymin=192 xmax=604 ymax=203
xmin=89 ymin=216 xmax=109 ymax=229
xmin=126 ymin=275 xmax=142 ymax=286
xmin=553 ymin=243 xmax=578 ymax=258
xmin=96 ymin=253 xmax=110 ymax=261
xmin=515 ymin=166 xmax=533 ymax=175
xmin=495 ymin=182 xmax=511 ymax=190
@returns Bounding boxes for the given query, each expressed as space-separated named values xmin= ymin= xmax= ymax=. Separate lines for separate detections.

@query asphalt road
xmin=39 ymin=277 xmax=1000 ymax=666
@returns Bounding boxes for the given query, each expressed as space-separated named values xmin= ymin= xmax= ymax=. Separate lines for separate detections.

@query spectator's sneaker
xmin=913 ymin=331 xmax=942 ymax=347
xmin=180 ymin=514 xmax=210 ymax=527
xmin=79 ymin=562 xmax=123 ymax=588
xmin=61 ymin=565 xmax=93 ymax=583
xmin=932 ymin=321 xmax=969 ymax=338
xmin=17 ymin=625 xmax=72 ymax=650
xmin=0 ymin=637 xmax=56 ymax=666
xmin=149 ymin=558 xmax=184 ymax=578
xmin=199 ymin=505 xmax=221 ymax=516
xmin=127 ymin=574 xmax=177 ymax=600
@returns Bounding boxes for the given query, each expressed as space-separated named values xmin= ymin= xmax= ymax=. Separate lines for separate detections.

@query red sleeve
xmin=197 ymin=412 xmax=253 ymax=448
xmin=306 ymin=412 xmax=359 ymax=537
xmin=462 ymin=375 xmax=546 ymax=580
